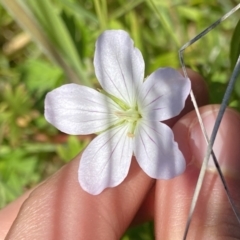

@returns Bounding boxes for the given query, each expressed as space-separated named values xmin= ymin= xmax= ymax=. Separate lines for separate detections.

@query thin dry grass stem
xmin=179 ymin=4 xmax=240 ymax=240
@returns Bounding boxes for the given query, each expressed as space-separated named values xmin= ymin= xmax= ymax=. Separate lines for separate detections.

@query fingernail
xmin=189 ymin=107 xmax=240 ymax=179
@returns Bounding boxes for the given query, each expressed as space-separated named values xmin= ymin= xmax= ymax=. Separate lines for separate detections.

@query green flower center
xmin=115 ymin=107 xmax=142 ymax=138
xmin=100 ymin=89 xmax=142 ymax=138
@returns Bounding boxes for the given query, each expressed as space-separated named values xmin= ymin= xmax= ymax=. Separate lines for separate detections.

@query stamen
xmin=127 ymin=132 xmax=135 ymax=138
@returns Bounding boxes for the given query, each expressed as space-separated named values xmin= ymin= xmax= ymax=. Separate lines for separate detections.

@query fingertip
xmin=177 ymin=104 xmax=240 ymax=237
xmin=155 ymin=105 xmax=240 ymax=239
xmin=174 ymin=105 xmax=240 ymax=178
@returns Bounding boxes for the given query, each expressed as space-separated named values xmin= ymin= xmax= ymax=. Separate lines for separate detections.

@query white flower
xmin=45 ymin=30 xmax=191 ymax=195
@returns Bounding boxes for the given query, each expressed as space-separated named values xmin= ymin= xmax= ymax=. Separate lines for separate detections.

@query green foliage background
xmin=0 ymin=0 xmax=240 ymax=238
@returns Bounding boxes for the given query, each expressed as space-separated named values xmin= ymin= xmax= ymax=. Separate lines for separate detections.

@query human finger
xmin=4 ymin=155 xmax=154 ymax=240
xmin=0 ymin=191 xmax=31 ymax=239
xmin=155 ymin=105 xmax=240 ymax=239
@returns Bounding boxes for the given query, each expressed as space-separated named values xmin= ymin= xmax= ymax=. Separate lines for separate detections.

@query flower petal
xmin=133 ymin=120 xmax=186 ymax=179
xmin=94 ymin=30 xmax=145 ymax=106
xmin=45 ymin=83 xmax=121 ymax=135
xmin=78 ymin=124 xmax=133 ymax=195
xmin=138 ymin=68 xmax=191 ymax=121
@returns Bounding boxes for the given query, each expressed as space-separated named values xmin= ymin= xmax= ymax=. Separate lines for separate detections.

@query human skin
xmin=0 ymin=69 xmax=240 ymax=240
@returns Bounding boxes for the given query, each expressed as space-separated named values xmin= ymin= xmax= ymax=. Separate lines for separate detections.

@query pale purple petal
xmin=133 ymin=120 xmax=185 ymax=179
xmin=138 ymin=68 xmax=191 ymax=121
xmin=45 ymin=83 xmax=121 ymax=135
xmin=79 ymin=124 xmax=133 ymax=195
xmin=94 ymin=30 xmax=145 ymax=106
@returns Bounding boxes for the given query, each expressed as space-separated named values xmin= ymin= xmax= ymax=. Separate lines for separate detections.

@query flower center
xmin=100 ymin=89 xmax=142 ymax=137
xmin=115 ymin=107 xmax=142 ymax=138
xmin=115 ymin=108 xmax=141 ymax=122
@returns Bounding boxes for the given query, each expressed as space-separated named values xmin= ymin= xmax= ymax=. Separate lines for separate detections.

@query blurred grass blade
xmin=230 ymin=19 xmax=240 ymax=70
xmin=93 ymin=0 xmax=108 ymax=30
xmin=23 ymin=0 xmax=88 ymax=85
xmin=0 ymin=0 xmax=89 ymax=85
xmin=59 ymin=0 xmax=98 ymax=23
xmin=109 ymin=0 xmax=144 ymax=20
xmin=148 ymin=0 xmax=180 ymax=47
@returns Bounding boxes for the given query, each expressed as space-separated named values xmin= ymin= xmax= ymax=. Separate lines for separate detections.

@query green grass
xmin=0 ymin=0 xmax=240 ymax=238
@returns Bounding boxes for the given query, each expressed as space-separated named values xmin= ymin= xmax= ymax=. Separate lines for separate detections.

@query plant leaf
xmin=230 ymin=19 xmax=240 ymax=70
